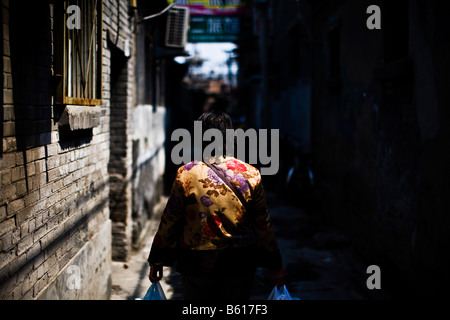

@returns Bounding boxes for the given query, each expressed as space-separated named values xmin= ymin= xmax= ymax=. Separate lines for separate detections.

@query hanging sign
xmin=169 ymin=0 xmax=245 ymax=42
xmin=169 ymin=0 xmax=245 ymax=15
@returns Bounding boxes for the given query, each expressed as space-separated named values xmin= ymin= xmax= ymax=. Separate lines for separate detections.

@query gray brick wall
xmin=0 ymin=0 xmax=167 ymax=299
xmin=106 ymin=0 xmax=166 ymax=261
xmin=105 ymin=0 xmax=134 ymax=262
xmin=0 ymin=0 xmax=111 ymax=299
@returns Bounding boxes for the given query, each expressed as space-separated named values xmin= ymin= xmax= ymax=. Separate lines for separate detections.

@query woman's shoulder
xmin=223 ymin=157 xmax=258 ymax=172
xmin=219 ymin=157 xmax=261 ymax=184
xmin=176 ymin=157 xmax=261 ymax=181
xmin=177 ymin=160 xmax=201 ymax=175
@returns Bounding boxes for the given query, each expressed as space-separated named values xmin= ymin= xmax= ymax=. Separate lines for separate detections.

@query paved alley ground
xmin=110 ymin=192 xmax=392 ymax=300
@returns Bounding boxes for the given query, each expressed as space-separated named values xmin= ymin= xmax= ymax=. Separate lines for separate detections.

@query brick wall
xmin=0 ymin=0 xmax=111 ymax=299
xmin=0 ymin=0 xmax=168 ymax=299
xmin=104 ymin=0 xmax=134 ymax=262
xmin=105 ymin=0 xmax=166 ymax=261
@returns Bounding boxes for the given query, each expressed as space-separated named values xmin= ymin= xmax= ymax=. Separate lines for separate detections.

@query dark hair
xmin=198 ymin=109 xmax=233 ymax=158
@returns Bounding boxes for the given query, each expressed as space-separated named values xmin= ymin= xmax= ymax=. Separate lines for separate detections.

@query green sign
xmin=188 ymin=15 xmax=240 ymax=42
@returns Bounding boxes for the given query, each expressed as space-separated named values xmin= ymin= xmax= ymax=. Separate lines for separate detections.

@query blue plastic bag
xmin=268 ymin=285 xmax=300 ymax=300
xmin=138 ymin=281 xmax=167 ymax=300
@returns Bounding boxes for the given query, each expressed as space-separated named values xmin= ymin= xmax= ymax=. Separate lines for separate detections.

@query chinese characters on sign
xmin=189 ymin=15 xmax=240 ymax=42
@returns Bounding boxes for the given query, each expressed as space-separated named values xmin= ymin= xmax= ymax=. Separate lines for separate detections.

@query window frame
xmin=54 ymin=0 xmax=103 ymax=106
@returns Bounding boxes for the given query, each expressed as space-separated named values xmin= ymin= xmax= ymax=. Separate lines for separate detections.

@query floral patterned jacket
xmin=147 ymin=156 xmax=282 ymax=270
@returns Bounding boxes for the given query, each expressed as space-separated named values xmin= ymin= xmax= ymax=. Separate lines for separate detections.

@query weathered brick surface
xmin=0 ymin=1 xmax=112 ymax=299
xmin=0 ymin=0 xmax=167 ymax=299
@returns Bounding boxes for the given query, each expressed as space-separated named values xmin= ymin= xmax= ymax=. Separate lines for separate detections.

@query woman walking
xmin=147 ymin=109 xmax=285 ymax=300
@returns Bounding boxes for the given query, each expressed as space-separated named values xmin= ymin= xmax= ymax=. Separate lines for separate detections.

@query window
xmin=54 ymin=0 xmax=102 ymax=105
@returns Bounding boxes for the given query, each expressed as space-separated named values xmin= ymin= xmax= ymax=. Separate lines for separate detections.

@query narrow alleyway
xmin=110 ymin=192 xmax=391 ymax=300
xmin=2 ymin=0 xmax=448 ymax=301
